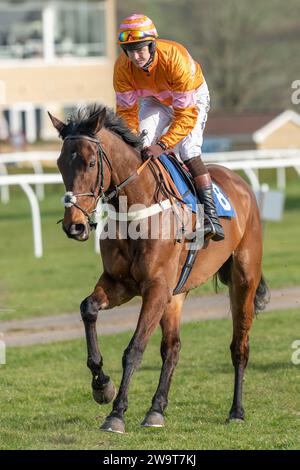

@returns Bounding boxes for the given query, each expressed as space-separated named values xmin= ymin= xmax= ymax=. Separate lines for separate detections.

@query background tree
xmin=117 ymin=0 xmax=300 ymax=113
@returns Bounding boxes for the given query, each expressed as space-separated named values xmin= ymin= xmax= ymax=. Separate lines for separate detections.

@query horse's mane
xmin=61 ymin=104 xmax=143 ymax=150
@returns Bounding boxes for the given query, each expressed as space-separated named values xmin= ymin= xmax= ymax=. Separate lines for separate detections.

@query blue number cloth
xmin=159 ymin=154 xmax=235 ymax=217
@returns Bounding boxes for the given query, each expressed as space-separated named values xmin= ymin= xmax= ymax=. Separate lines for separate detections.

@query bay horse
xmin=49 ymin=105 xmax=269 ymax=434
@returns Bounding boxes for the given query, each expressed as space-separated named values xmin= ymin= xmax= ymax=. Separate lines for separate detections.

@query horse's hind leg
xmin=141 ymin=293 xmax=186 ymax=427
xmin=80 ymin=272 xmax=133 ymax=406
xmin=227 ymin=228 xmax=262 ymax=422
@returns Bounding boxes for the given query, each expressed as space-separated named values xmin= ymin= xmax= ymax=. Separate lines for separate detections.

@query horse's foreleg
xmin=80 ymin=273 xmax=132 ymax=406
xmin=141 ymin=293 xmax=186 ymax=427
xmin=100 ymin=278 xmax=171 ymax=434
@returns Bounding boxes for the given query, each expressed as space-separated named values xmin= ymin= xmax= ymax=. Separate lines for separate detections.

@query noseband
xmin=61 ymin=134 xmax=111 ymax=230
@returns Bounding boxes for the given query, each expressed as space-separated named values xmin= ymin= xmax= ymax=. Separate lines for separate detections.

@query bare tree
xmin=116 ymin=0 xmax=300 ymax=112
xmin=190 ymin=0 xmax=284 ymax=111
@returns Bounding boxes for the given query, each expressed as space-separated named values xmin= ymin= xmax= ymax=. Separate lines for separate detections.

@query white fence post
xmin=0 ymin=163 xmax=9 ymax=204
xmin=276 ymin=167 xmax=286 ymax=189
xmin=19 ymin=182 xmax=43 ymax=258
xmin=0 ymin=173 xmax=63 ymax=258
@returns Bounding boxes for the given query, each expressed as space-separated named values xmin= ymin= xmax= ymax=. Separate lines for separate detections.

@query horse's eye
xmin=89 ymin=160 xmax=96 ymax=168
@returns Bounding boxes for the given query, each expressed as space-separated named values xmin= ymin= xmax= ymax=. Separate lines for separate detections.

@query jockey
xmin=114 ymin=13 xmax=224 ymax=241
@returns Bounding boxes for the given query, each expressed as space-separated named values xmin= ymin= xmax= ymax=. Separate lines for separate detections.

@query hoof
xmin=141 ymin=411 xmax=165 ymax=428
xmin=92 ymin=379 xmax=116 ymax=405
xmin=100 ymin=416 xmax=125 ymax=434
xmin=226 ymin=417 xmax=244 ymax=424
xmin=226 ymin=408 xmax=245 ymax=424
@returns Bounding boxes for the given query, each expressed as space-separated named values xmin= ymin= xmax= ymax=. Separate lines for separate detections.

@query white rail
xmin=0 ymin=173 xmax=103 ymax=258
xmin=0 ymin=151 xmax=57 ymax=203
xmin=1 ymin=148 xmax=299 ymax=203
xmin=1 ymin=148 xmax=300 ymax=257
xmin=203 ymin=148 xmax=300 ymax=189
xmin=0 ymin=173 xmax=62 ymax=257
xmin=213 ymin=157 xmax=300 ymax=190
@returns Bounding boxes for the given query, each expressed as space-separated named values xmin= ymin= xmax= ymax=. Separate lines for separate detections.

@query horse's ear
xmin=48 ymin=112 xmax=66 ymax=134
xmin=88 ymin=108 xmax=106 ymax=135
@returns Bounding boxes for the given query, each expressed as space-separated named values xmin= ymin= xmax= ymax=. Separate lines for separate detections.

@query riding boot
xmin=194 ymin=174 xmax=225 ymax=241
xmin=184 ymin=156 xmax=225 ymax=241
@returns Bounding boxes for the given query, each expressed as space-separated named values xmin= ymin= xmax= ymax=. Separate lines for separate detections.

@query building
xmin=0 ymin=0 xmax=116 ymax=143
xmin=253 ymin=110 xmax=300 ymax=149
xmin=203 ymin=111 xmax=278 ymax=152
xmin=203 ymin=110 xmax=300 ymax=152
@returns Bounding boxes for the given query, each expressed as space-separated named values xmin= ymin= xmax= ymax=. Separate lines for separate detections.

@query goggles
xmin=118 ymin=30 xmax=155 ymax=43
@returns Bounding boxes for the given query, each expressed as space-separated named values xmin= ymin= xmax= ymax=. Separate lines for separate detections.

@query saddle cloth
xmin=159 ymin=154 xmax=235 ymax=218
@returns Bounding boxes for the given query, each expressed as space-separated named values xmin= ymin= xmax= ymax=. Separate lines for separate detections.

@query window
xmin=54 ymin=3 xmax=106 ymax=58
xmin=0 ymin=6 xmax=43 ymax=59
xmin=0 ymin=1 xmax=106 ymax=60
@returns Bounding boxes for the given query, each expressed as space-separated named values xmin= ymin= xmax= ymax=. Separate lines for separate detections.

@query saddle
xmin=157 ymin=153 xmax=235 ymax=218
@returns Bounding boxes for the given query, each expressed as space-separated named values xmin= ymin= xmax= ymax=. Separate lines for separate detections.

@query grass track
xmin=0 ymin=309 xmax=299 ymax=450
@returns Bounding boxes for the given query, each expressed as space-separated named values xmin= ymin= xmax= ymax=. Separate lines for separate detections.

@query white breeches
xmin=139 ymin=81 xmax=210 ymax=161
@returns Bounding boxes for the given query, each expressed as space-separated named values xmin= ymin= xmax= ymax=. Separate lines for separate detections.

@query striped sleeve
xmin=159 ymin=46 xmax=202 ymax=149
xmin=113 ymin=57 xmax=139 ymax=134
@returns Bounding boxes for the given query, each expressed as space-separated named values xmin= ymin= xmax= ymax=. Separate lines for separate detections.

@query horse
xmin=49 ymin=104 xmax=269 ymax=434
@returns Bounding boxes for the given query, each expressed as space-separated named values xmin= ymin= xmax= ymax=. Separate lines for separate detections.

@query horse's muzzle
xmin=63 ymin=222 xmax=90 ymax=241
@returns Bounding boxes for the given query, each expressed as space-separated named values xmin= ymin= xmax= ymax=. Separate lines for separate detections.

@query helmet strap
xmin=121 ymin=44 xmax=129 ymax=56
xmin=142 ymin=42 xmax=156 ymax=70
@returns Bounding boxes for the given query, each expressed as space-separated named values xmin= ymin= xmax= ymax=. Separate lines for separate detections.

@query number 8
xmin=212 ymin=183 xmax=231 ymax=210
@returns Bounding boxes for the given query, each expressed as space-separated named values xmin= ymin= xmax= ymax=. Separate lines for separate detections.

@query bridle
xmin=61 ymin=134 xmax=111 ymax=230
xmin=60 ymin=134 xmax=152 ymax=230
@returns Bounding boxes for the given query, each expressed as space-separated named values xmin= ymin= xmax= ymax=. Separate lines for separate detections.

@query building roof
xmin=205 ymin=111 xmax=280 ymax=137
xmin=253 ymin=109 xmax=300 ymax=143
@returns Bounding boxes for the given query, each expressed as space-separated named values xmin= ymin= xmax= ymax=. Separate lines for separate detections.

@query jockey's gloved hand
xmin=141 ymin=144 xmax=164 ymax=161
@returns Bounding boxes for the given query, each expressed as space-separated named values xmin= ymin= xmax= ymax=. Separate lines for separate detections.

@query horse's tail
xmin=254 ymin=275 xmax=270 ymax=314
xmin=214 ymin=256 xmax=270 ymax=315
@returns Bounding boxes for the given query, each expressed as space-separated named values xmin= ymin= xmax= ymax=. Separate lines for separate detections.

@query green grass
xmin=0 ymin=309 xmax=299 ymax=450
xmin=0 ymin=183 xmax=103 ymax=320
xmin=0 ymin=171 xmax=299 ymax=320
